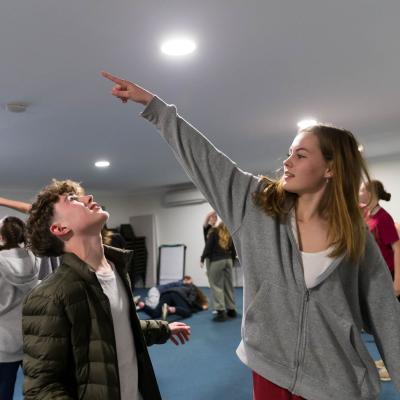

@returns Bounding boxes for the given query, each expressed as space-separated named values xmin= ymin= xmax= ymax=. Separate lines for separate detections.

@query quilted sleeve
xmin=140 ymin=319 xmax=171 ymax=346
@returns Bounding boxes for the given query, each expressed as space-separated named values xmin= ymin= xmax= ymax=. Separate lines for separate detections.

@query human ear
xmin=324 ymin=162 xmax=334 ymax=179
xmin=50 ymin=223 xmax=71 ymax=238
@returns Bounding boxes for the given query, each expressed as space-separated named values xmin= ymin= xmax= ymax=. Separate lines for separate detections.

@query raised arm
xmin=101 ymin=71 xmax=154 ymax=105
xmin=0 ymin=196 xmax=31 ymax=213
xmin=101 ymin=71 xmax=257 ymax=235
xmin=201 ymin=229 xmax=216 ymax=264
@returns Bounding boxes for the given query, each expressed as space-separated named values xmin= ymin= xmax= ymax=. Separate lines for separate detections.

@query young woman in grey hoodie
xmin=0 ymin=217 xmax=39 ymax=400
xmin=101 ymin=71 xmax=400 ymax=400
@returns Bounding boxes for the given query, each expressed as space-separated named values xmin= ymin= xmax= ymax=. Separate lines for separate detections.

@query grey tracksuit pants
xmin=206 ymin=258 xmax=236 ymax=311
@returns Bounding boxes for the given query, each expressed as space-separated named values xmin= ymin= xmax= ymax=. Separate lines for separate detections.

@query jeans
xmin=0 ymin=361 xmax=22 ymax=400
xmin=143 ymin=292 xmax=192 ymax=318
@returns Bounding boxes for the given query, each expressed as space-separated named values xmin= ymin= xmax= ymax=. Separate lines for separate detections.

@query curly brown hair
xmin=26 ymin=179 xmax=84 ymax=257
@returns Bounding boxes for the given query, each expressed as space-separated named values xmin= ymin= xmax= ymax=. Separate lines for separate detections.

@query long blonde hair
xmin=253 ymin=124 xmax=371 ymax=263
xmin=215 ymin=222 xmax=232 ymax=250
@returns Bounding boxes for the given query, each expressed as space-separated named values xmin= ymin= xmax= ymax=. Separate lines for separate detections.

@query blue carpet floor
xmin=13 ymin=288 xmax=399 ymax=399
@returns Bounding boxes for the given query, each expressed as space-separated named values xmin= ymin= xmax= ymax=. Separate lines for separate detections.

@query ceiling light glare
xmin=95 ymin=160 xmax=110 ymax=168
xmin=297 ymin=119 xmax=317 ymax=130
xmin=161 ymin=38 xmax=196 ymax=56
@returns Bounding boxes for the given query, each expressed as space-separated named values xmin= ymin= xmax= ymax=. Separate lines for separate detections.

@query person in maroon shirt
xmin=359 ymin=180 xmax=400 ymax=294
xmin=359 ymin=180 xmax=400 ymax=381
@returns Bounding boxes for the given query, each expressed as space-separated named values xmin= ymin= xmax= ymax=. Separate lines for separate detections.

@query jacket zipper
xmin=290 ymin=289 xmax=310 ymax=393
xmin=286 ymin=215 xmax=313 ymax=393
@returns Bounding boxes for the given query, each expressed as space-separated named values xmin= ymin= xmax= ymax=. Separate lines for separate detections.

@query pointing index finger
xmin=101 ymin=71 xmax=125 ymax=85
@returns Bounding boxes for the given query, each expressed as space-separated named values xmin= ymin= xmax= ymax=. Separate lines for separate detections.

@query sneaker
xmin=378 ymin=367 xmax=391 ymax=381
xmin=227 ymin=309 xmax=237 ymax=318
xmin=211 ymin=310 xmax=218 ymax=315
xmin=375 ymin=359 xmax=385 ymax=369
xmin=161 ymin=303 xmax=168 ymax=321
xmin=213 ymin=310 xmax=228 ymax=322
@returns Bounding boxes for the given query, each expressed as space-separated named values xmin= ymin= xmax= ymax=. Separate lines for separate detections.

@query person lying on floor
xmin=137 ymin=275 xmax=208 ymax=320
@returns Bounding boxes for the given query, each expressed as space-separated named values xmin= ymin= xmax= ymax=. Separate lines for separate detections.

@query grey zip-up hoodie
xmin=141 ymin=97 xmax=400 ymax=400
xmin=0 ymin=248 xmax=39 ymax=362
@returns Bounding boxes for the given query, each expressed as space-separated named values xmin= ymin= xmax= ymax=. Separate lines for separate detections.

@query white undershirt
xmin=290 ymin=212 xmax=333 ymax=288
xmin=96 ymin=263 xmax=143 ymax=400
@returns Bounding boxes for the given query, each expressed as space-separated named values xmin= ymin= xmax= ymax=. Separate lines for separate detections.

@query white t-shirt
xmin=300 ymin=249 xmax=333 ymax=288
xmin=96 ymin=264 xmax=143 ymax=400
xmin=290 ymin=212 xmax=333 ymax=288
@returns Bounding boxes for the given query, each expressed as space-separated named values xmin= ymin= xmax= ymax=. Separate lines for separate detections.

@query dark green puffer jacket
xmin=22 ymin=246 xmax=170 ymax=400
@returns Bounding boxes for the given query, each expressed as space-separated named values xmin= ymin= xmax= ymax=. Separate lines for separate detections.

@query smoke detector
xmin=5 ymin=103 xmax=28 ymax=113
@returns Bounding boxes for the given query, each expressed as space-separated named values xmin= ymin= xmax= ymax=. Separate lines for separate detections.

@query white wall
xmin=368 ymin=157 xmax=400 ymax=222
xmin=118 ymin=189 xmax=213 ymax=287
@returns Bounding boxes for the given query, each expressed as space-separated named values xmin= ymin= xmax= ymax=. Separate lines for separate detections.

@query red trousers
xmin=253 ymin=371 xmax=305 ymax=400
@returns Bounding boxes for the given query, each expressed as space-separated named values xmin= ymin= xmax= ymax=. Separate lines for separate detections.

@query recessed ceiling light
xmin=161 ymin=37 xmax=196 ymax=56
xmin=95 ymin=160 xmax=110 ymax=168
xmin=297 ymin=119 xmax=317 ymax=129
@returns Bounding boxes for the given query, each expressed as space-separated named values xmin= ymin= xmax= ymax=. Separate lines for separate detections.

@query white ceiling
xmin=1 ymin=0 xmax=399 ymax=194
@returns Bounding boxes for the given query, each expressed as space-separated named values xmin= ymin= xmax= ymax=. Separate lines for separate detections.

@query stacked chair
xmin=119 ymin=224 xmax=148 ymax=287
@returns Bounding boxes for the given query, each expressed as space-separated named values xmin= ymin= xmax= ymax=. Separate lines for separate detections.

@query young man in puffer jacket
xmin=22 ymin=179 xmax=190 ymax=400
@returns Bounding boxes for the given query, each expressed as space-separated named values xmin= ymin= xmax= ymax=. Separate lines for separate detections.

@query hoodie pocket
xmin=302 ymin=300 xmax=367 ymax=394
xmin=243 ymin=281 xmax=301 ymax=369
xmin=0 ymin=324 xmax=23 ymax=354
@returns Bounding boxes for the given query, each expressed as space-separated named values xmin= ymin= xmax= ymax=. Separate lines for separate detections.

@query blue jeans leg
xmin=0 ymin=361 xmax=21 ymax=400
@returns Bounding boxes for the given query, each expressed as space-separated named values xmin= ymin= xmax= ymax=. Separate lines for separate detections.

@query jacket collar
xmin=104 ymin=245 xmax=134 ymax=273
xmin=61 ymin=245 xmax=133 ymax=283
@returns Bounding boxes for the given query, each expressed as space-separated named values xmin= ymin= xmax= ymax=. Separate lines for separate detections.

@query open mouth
xmin=284 ymin=171 xmax=295 ymax=178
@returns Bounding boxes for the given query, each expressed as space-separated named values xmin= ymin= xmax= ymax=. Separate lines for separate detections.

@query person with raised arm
xmin=102 ymin=71 xmax=400 ymax=400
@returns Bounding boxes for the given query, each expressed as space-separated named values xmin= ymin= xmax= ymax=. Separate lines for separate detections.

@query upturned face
xmin=282 ymin=131 xmax=332 ymax=195
xmin=51 ymin=193 xmax=109 ymax=237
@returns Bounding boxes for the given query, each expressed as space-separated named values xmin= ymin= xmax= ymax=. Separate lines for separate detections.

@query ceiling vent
xmin=163 ymin=187 xmax=206 ymax=207
xmin=5 ymin=103 xmax=28 ymax=113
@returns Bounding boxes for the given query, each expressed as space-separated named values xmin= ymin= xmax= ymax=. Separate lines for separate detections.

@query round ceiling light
xmin=297 ymin=119 xmax=317 ymax=130
xmin=95 ymin=160 xmax=110 ymax=168
xmin=161 ymin=37 xmax=196 ymax=56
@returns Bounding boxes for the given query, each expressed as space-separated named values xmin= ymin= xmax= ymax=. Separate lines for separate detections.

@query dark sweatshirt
xmin=201 ymin=229 xmax=236 ymax=263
